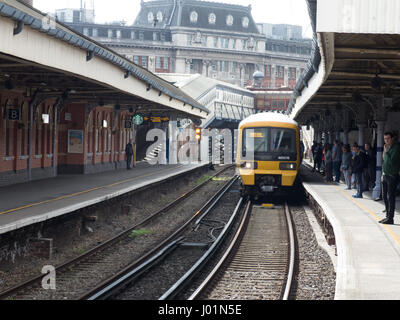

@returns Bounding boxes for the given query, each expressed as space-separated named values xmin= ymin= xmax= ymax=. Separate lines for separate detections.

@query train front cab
xmin=237 ymin=120 xmax=301 ymax=197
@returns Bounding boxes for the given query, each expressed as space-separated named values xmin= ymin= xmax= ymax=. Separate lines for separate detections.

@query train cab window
xmin=242 ymin=127 xmax=296 ymax=161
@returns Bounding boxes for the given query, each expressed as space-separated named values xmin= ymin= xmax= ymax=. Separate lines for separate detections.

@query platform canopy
xmin=287 ymin=0 xmax=400 ymax=125
xmin=0 ymin=0 xmax=209 ymax=119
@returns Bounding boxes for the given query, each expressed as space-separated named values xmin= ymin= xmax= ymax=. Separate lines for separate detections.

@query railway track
xmin=0 ymin=165 xmax=235 ymax=300
xmin=82 ymin=175 xmax=241 ymax=300
xmin=188 ymin=202 xmax=296 ymax=300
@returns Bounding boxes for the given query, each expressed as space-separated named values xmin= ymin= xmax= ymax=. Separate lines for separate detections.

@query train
xmin=236 ymin=112 xmax=303 ymax=198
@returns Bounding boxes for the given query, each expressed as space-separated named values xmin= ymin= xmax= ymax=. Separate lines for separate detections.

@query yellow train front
xmin=237 ymin=113 xmax=302 ymax=197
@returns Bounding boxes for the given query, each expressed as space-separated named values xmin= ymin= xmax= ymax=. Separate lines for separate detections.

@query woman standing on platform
xmin=341 ymin=144 xmax=352 ymax=190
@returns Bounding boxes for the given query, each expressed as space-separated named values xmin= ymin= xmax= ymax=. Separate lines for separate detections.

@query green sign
xmin=132 ymin=114 xmax=144 ymax=125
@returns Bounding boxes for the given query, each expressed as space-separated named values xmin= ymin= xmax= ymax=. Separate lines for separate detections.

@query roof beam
xmin=330 ymin=71 xmax=400 ymax=80
xmin=335 ymin=47 xmax=400 ymax=56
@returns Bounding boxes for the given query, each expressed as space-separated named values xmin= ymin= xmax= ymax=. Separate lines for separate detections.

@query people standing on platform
xmin=352 ymin=144 xmax=366 ymax=199
xmin=324 ymin=144 xmax=333 ymax=182
xmin=332 ymin=140 xmax=342 ymax=182
xmin=125 ymin=140 xmax=134 ymax=170
xmin=379 ymin=132 xmax=400 ymax=225
xmin=364 ymin=143 xmax=376 ymax=190
xmin=341 ymin=144 xmax=352 ymax=190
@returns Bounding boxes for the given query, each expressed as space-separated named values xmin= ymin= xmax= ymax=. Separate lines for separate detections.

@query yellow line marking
xmin=333 ymin=184 xmax=400 ymax=247
xmin=0 ymin=165 xmax=183 ymax=216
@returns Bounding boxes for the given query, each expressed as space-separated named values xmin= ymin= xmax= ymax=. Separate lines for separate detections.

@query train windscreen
xmin=242 ymin=127 xmax=297 ymax=161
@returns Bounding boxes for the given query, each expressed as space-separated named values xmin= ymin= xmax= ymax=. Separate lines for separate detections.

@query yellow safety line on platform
xmin=333 ymin=184 xmax=400 ymax=248
xmin=0 ymin=165 xmax=183 ymax=216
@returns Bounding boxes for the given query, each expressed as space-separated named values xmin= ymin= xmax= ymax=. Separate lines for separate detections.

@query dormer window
xmin=208 ymin=13 xmax=216 ymax=24
xmin=242 ymin=17 xmax=249 ymax=28
xmin=147 ymin=12 xmax=154 ymax=23
xmin=190 ymin=11 xmax=198 ymax=23
xmin=226 ymin=15 xmax=233 ymax=26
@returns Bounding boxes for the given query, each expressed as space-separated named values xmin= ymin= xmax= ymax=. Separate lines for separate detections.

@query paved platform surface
xmin=0 ymin=162 xmax=207 ymax=235
xmin=301 ymin=160 xmax=400 ymax=300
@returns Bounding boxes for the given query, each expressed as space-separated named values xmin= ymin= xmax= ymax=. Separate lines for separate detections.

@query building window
xmin=211 ymin=60 xmax=217 ymax=71
xmin=208 ymin=13 xmax=216 ymax=24
xmin=156 ymin=57 xmax=162 ymax=69
xmin=153 ymin=32 xmax=158 ymax=41
xmin=139 ymin=32 xmax=144 ymax=40
xmin=190 ymin=11 xmax=198 ymax=23
xmin=134 ymin=56 xmax=139 ymax=65
xmin=220 ymin=61 xmax=227 ymax=72
xmin=141 ymin=56 xmax=148 ymax=68
xmin=265 ymin=65 xmax=271 ymax=77
xmin=213 ymin=37 xmax=218 ymax=48
xmin=220 ymin=38 xmax=229 ymax=49
xmin=230 ymin=61 xmax=235 ymax=73
xmin=275 ymin=66 xmax=284 ymax=78
xmin=92 ymin=28 xmax=98 ymax=37
xmin=163 ymin=57 xmax=169 ymax=70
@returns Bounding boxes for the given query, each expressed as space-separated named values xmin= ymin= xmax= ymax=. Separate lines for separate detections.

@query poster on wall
xmin=68 ymin=130 xmax=84 ymax=154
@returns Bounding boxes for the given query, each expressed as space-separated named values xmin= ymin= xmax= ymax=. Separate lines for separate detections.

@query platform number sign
xmin=8 ymin=109 xmax=20 ymax=121
xmin=132 ymin=114 xmax=144 ymax=125
xmin=124 ymin=120 xmax=132 ymax=129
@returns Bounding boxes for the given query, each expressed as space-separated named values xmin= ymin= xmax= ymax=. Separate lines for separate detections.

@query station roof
xmin=287 ymin=0 xmax=400 ymax=125
xmin=158 ymin=73 xmax=254 ymax=100
xmin=135 ymin=0 xmax=260 ymax=35
xmin=0 ymin=0 xmax=209 ymax=118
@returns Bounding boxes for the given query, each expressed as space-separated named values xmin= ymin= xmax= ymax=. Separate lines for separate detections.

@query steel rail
xmin=0 ymin=164 xmax=233 ymax=300
xmin=159 ymin=197 xmax=247 ymax=300
xmin=188 ymin=200 xmax=251 ymax=300
xmin=282 ymin=202 xmax=296 ymax=300
xmin=80 ymin=173 xmax=238 ymax=300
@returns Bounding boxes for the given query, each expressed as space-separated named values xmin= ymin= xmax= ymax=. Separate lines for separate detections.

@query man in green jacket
xmin=380 ymin=132 xmax=400 ymax=225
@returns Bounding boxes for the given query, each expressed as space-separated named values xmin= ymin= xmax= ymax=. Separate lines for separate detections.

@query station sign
xmin=8 ymin=109 xmax=20 ymax=121
xmin=144 ymin=117 xmax=170 ymax=123
xmin=124 ymin=120 xmax=132 ymax=129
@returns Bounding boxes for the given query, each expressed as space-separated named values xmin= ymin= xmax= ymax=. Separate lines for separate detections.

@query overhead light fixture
xmin=146 ymin=83 xmax=152 ymax=91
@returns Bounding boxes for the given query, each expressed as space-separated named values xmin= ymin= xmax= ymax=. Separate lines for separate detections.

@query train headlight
xmin=240 ymin=162 xmax=258 ymax=170
xmin=279 ymin=162 xmax=297 ymax=170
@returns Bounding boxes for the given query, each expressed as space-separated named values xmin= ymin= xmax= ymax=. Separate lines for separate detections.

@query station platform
xmin=0 ymin=162 xmax=207 ymax=236
xmin=301 ymin=161 xmax=400 ymax=300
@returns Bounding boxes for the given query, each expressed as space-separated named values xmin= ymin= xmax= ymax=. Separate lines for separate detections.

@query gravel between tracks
xmin=290 ymin=205 xmax=336 ymax=300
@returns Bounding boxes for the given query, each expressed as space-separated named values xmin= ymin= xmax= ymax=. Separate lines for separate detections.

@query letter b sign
xmin=8 ymin=109 xmax=20 ymax=121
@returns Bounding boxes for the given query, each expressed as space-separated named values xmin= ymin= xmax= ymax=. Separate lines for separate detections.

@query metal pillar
xmin=168 ymin=114 xmax=178 ymax=165
xmin=372 ymin=96 xmax=387 ymax=200
xmin=372 ymin=120 xmax=385 ymax=200
xmin=357 ymin=123 xmax=366 ymax=147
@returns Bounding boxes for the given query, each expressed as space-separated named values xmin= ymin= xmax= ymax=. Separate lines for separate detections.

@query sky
xmin=33 ymin=0 xmax=312 ymax=38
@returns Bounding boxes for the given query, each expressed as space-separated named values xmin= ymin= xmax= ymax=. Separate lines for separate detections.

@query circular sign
xmin=132 ymin=114 xmax=144 ymax=125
